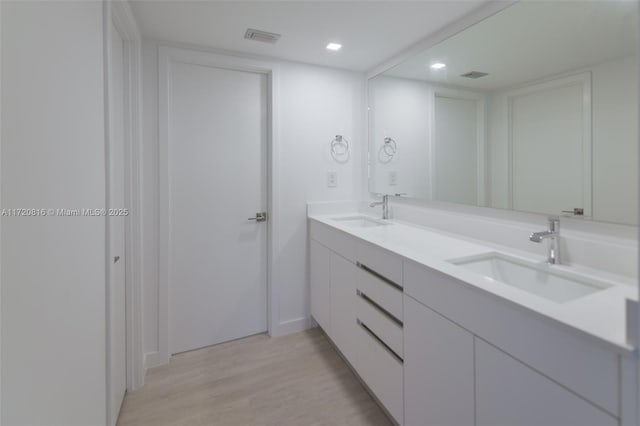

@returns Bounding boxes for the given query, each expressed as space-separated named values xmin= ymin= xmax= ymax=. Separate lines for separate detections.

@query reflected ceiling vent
xmin=244 ymin=28 xmax=281 ymax=44
xmin=460 ymin=71 xmax=489 ymax=79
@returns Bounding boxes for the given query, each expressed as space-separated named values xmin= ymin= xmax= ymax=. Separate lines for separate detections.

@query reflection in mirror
xmin=368 ymin=1 xmax=638 ymax=225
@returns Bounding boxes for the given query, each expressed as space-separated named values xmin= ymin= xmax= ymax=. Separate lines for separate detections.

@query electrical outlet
xmin=389 ymin=171 xmax=398 ymax=186
xmin=327 ymin=171 xmax=337 ymax=188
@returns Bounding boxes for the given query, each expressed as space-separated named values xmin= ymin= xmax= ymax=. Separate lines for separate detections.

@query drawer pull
xmin=357 ymin=262 xmax=402 ymax=291
xmin=358 ymin=319 xmax=403 ymax=363
xmin=357 ymin=290 xmax=403 ymax=327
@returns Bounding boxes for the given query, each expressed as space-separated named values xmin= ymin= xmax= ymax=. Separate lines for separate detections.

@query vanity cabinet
xmin=310 ymin=220 xmax=404 ymax=424
xmin=475 ymin=339 xmax=617 ymax=426
xmin=309 ymin=217 xmax=635 ymax=426
xmin=403 ymin=290 xmax=613 ymax=426
xmin=404 ymin=259 xmax=621 ymax=425
xmin=404 ymin=295 xmax=474 ymax=426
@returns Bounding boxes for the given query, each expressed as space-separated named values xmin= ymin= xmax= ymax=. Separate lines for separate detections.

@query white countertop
xmin=309 ymin=212 xmax=638 ymax=355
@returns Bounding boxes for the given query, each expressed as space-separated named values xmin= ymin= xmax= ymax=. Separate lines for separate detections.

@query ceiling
xmin=384 ymin=0 xmax=638 ymax=90
xmin=129 ymin=0 xmax=490 ymax=72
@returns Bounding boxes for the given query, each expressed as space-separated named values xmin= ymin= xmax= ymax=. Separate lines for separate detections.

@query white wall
xmin=277 ymin=61 xmax=365 ymax=327
xmin=141 ymin=41 xmax=365 ymax=364
xmin=1 ymin=1 xmax=107 ymax=425
xmin=488 ymin=55 xmax=638 ymax=224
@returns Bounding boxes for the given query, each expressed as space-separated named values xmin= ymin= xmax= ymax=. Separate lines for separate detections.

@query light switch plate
xmin=327 ymin=171 xmax=337 ymax=188
xmin=389 ymin=171 xmax=398 ymax=186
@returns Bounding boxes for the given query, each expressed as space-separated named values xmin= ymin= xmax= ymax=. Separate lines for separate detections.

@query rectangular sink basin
xmin=331 ymin=215 xmax=391 ymax=228
xmin=449 ymin=252 xmax=611 ymax=303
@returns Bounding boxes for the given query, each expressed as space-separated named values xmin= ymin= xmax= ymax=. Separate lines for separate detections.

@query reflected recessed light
xmin=326 ymin=42 xmax=342 ymax=51
xmin=430 ymin=63 xmax=447 ymax=70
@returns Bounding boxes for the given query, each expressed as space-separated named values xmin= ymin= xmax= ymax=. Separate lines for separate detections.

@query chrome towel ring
xmin=378 ymin=137 xmax=397 ymax=164
xmin=331 ymin=135 xmax=350 ymax=164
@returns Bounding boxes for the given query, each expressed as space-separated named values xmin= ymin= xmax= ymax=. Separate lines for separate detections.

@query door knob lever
xmin=561 ymin=208 xmax=584 ymax=216
xmin=248 ymin=212 xmax=267 ymax=222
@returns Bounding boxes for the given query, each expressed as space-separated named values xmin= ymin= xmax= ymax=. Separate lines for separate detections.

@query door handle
xmin=561 ymin=208 xmax=584 ymax=216
xmin=248 ymin=212 xmax=267 ymax=222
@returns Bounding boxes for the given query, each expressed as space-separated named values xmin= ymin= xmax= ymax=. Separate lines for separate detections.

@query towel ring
xmin=378 ymin=137 xmax=397 ymax=164
xmin=383 ymin=137 xmax=397 ymax=155
xmin=331 ymin=135 xmax=350 ymax=164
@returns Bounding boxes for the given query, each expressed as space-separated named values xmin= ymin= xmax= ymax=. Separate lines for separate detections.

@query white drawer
xmin=356 ymin=321 xmax=404 ymax=424
xmin=356 ymin=241 xmax=402 ymax=285
xmin=357 ymin=266 xmax=403 ymax=321
xmin=356 ymin=294 xmax=403 ymax=358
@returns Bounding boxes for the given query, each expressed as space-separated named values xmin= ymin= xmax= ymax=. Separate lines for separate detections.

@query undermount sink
xmin=331 ymin=215 xmax=391 ymax=228
xmin=449 ymin=252 xmax=611 ymax=303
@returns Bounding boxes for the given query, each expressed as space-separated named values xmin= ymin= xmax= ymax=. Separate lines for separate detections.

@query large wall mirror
xmin=368 ymin=1 xmax=638 ymax=225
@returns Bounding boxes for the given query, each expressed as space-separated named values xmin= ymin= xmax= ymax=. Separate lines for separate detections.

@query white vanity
xmin=310 ymin=1 xmax=639 ymax=424
xmin=308 ymin=213 xmax=638 ymax=426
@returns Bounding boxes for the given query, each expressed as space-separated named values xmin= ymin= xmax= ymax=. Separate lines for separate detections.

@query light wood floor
xmin=117 ymin=328 xmax=393 ymax=426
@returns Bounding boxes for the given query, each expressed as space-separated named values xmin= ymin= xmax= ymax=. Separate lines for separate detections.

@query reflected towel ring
xmin=378 ymin=137 xmax=397 ymax=164
xmin=330 ymin=135 xmax=350 ymax=164
xmin=383 ymin=137 xmax=397 ymax=155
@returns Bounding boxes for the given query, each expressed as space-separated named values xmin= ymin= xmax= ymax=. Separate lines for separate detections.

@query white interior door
xmin=510 ymin=76 xmax=590 ymax=216
xmin=108 ymin=23 xmax=127 ymax=426
xmin=433 ymin=95 xmax=479 ymax=205
xmin=169 ymin=62 xmax=268 ymax=355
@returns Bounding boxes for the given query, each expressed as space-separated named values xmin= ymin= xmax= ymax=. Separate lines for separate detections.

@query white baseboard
xmin=144 ymin=318 xmax=312 ymax=371
xmin=309 ymin=317 xmax=318 ymax=328
xmin=144 ymin=351 xmax=165 ymax=369
xmin=271 ymin=316 xmax=312 ymax=337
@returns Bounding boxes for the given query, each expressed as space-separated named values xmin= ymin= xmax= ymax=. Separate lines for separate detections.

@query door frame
xmin=105 ymin=0 xmax=144 ymax=401
xmin=158 ymin=46 xmax=280 ymax=364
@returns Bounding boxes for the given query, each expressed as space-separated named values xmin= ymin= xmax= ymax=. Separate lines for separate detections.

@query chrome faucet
xmin=529 ymin=217 xmax=560 ymax=264
xmin=369 ymin=194 xmax=390 ymax=220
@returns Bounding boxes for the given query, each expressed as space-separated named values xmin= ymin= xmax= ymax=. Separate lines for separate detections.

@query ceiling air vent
xmin=460 ymin=71 xmax=489 ymax=79
xmin=244 ymin=28 xmax=281 ymax=44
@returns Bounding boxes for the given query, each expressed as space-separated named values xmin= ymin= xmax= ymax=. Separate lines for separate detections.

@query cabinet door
xmin=330 ymin=253 xmax=357 ymax=365
xmin=404 ymin=295 xmax=474 ymax=426
xmin=310 ymin=240 xmax=331 ymax=334
xmin=475 ymin=339 xmax=617 ymax=426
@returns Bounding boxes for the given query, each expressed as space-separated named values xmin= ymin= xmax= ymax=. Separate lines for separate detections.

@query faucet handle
xmin=548 ymin=216 xmax=560 ymax=231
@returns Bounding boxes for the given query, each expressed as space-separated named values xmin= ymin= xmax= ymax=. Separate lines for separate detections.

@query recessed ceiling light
xmin=430 ymin=62 xmax=447 ymax=70
xmin=326 ymin=43 xmax=342 ymax=51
